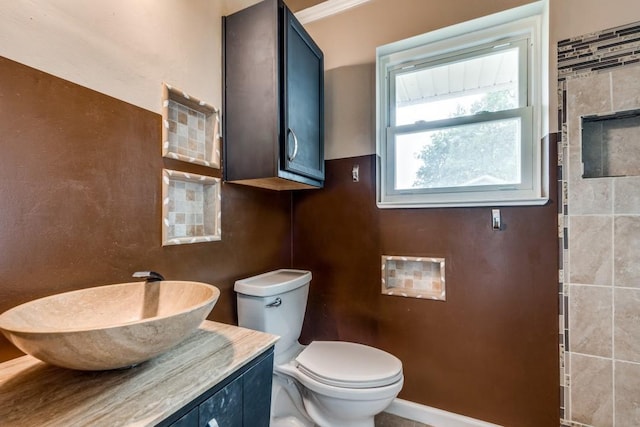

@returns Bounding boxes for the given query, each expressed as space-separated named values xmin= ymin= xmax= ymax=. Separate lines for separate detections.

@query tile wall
xmin=558 ymin=21 xmax=640 ymax=427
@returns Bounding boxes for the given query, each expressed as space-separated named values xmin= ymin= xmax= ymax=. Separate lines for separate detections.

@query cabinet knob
xmin=207 ymin=419 xmax=219 ymax=427
xmin=287 ymin=128 xmax=299 ymax=162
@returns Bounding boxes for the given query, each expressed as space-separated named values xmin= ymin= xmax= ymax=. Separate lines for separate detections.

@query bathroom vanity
xmin=0 ymin=321 xmax=277 ymax=426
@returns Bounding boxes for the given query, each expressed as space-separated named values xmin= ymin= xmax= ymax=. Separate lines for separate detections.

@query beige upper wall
xmin=304 ymin=0 xmax=640 ymax=70
xmin=304 ymin=0 xmax=640 ymax=158
xmin=551 ymin=0 xmax=640 ymax=41
xmin=0 ymin=0 xmax=225 ymax=113
xmin=1 ymin=0 xmax=638 ymax=150
xmin=303 ymin=0 xmax=536 ymax=70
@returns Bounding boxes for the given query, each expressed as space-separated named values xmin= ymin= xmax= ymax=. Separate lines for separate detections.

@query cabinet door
xmin=199 ymin=378 xmax=243 ymax=427
xmin=283 ymin=7 xmax=324 ymax=181
xmin=170 ymin=407 xmax=198 ymax=427
xmin=242 ymin=352 xmax=274 ymax=427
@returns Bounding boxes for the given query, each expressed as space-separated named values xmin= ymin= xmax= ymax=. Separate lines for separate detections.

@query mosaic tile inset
xmin=162 ymin=83 xmax=220 ymax=169
xmin=381 ymin=255 xmax=445 ymax=301
xmin=162 ymin=169 xmax=221 ymax=246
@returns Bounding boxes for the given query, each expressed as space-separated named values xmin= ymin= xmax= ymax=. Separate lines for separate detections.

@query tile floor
xmin=375 ymin=412 xmax=431 ymax=427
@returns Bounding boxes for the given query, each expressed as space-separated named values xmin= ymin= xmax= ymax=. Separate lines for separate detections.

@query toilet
xmin=234 ymin=269 xmax=403 ymax=427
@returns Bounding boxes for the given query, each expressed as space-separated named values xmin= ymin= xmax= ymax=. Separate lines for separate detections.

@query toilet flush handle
xmin=266 ymin=297 xmax=282 ymax=308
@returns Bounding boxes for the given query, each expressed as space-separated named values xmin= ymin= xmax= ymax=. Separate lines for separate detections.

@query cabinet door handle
xmin=207 ymin=419 xmax=219 ymax=427
xmin=287 ymin=128 xmax=299 ymax=162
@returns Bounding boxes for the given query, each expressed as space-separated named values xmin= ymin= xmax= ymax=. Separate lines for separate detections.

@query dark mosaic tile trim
xmin=556 ymin=19 xmax=640 ymax=426
xmin=557 ymin=21 xmax=640 ymax=79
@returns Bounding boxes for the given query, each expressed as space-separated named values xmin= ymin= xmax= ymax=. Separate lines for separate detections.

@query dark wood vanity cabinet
xmin=223 ymin=0 xmax=324 ymax=190
xmin=160 ymin=349 xmax=274 ymax=427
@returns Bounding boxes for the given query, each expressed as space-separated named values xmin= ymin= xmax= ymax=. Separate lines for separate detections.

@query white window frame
xmin=376 ymin=1 xmax=548 ymax=208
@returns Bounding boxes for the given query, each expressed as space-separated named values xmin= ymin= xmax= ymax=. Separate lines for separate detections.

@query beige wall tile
xmin=581 ymin=120 xmax=606 ymax=177
xmin=570 ymin=353 xmax=613 ymax=427
xmin=569 ymin=216 xmax=613 ymax=286
xmin=615 ymin=361 xmax=640 ymax=427
xmin=614 ymin=177 xmax=640 ymax=214
xmin=615 ymin=288 xmax=640 ymax=363
xmin=567 ymin=73 xmax=613 ymax=149
xmin=611 ymin=65 xmax=640 ymax=112
xmin=603 ymin=117 xmax=640 ymax=177
xmin=569 ymin=285 xmax=612 ymax=357
xmin=614 ymin=216 xmax=640 ymax=288
xmin=567 ymin=150 xmax=613 ymax=214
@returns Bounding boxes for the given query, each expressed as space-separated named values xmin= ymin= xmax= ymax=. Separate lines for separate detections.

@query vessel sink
xmin=0 ymin=280 xmax=220 ymax=370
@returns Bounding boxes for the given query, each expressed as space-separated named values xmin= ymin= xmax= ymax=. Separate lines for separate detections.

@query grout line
xmin=565 ymin=114 xmax=572 ymax=422
xmin=611 ymin=180 xmax=616 ymax=427
xmin=564 ymin=213 xmax=640 ymax=217
xmin=609 ymin=72 xmax=614 ymax=113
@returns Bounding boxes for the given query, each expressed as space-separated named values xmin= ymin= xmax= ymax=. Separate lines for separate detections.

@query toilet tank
xmin=234 ymin=269 xmax=311 ymax=355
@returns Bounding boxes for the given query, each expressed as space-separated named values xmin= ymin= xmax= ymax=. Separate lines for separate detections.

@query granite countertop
xmin=0 ymin=321 xmax=278 ymax=427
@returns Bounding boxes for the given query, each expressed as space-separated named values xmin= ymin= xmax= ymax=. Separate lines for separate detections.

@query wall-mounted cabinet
xmin=223 ymin=0 xmax=324 ymax=190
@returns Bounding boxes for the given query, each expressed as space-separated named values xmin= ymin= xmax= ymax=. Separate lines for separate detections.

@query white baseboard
xmin=385 ymin=398 xmax=502 ymax=427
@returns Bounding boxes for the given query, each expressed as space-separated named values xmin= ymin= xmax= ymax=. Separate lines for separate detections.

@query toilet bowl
xmin=235 ymin=269 xmax=403 ymax=427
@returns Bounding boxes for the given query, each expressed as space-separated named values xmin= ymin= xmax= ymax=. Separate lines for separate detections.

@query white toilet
xmin=234 ymin=269 xmax=403 ymax=427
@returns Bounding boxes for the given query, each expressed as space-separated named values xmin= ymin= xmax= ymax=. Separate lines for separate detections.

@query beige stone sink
xmin=0 ymin=280 xmax=220 ymax=370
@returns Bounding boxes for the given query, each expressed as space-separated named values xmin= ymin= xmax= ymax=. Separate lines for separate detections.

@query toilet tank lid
xmin=234 ymin=269 xmax=311 ymax=297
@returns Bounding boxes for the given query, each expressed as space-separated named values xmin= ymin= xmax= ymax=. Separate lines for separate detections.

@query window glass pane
xmin=394 ymin=118 xmax=521 ymax=190
xmin=395 ymin=48 xmax=519 ymax=126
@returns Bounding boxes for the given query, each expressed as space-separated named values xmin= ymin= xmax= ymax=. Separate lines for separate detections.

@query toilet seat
xmin=294 ymin=341 xmax=403 ymax=389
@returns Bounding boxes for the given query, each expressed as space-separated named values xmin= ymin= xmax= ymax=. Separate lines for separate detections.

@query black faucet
xmin=132 ymin=271 xmax=165 ymax=282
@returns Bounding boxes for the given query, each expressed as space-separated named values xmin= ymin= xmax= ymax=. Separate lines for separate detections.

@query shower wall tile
xmin=580 ymin=120 xmax=605 ymax=177
xmin=614 ymin=216 xmax=640 ymax=288
xmin=614 ymin=361 xmax=640 ymax=427
xmin=567 ymin=74 xmax=612 ymax=148
xmin=559 ymin=20 xmax=640 ymax=427
xmin=567 ymin=152 xmax=613 ymax=214
xmin=568 ymin=216 xmax=612 ymax=286
xmin=603 ymin=116 xmax=640 ymax=176
xmin=614 ymin=176 xmax=640 ymax=214
xmin=611 ymin=65 xmax=640 ymax=111
xmin=614 ymin=288 xmax=640 ymax=363
xmin=570 ymin=353 xmax=613 ymax=427
xmin=569 ymin=285 xmax=612 ymax=357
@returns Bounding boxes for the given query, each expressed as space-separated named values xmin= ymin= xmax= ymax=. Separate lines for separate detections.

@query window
xmin=376 ymin=2 xmax=548 ymax=208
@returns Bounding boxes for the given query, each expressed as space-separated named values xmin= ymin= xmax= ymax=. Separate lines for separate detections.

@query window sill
xmin=376 ymin=197 xmax=549 ymax=209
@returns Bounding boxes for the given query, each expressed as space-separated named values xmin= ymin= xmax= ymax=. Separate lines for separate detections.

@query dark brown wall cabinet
xmin=223 ymin=0 xmax=325 ymax=190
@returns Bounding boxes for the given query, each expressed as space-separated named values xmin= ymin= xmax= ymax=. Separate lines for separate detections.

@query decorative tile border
xmin=557 ymin=20 xmax=640 ymax=427
xmin=162 ymin=169 xmax=221 ymax=246
xmin=557 ymin=22 xmax=640 ymax=81
xmin=381 ymin=255 xmax=446 ymax=301
xmin=162 ymin=83 xmax=221 ymax=169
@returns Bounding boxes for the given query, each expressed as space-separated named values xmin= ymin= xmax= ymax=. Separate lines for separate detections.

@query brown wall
xmin=0 ymin=56 xmax=292 ymax=361
xmin=0 ymin=52 xmax=560 ymax=425
xmin=293 ymin=151 xmax=559 ymax=426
